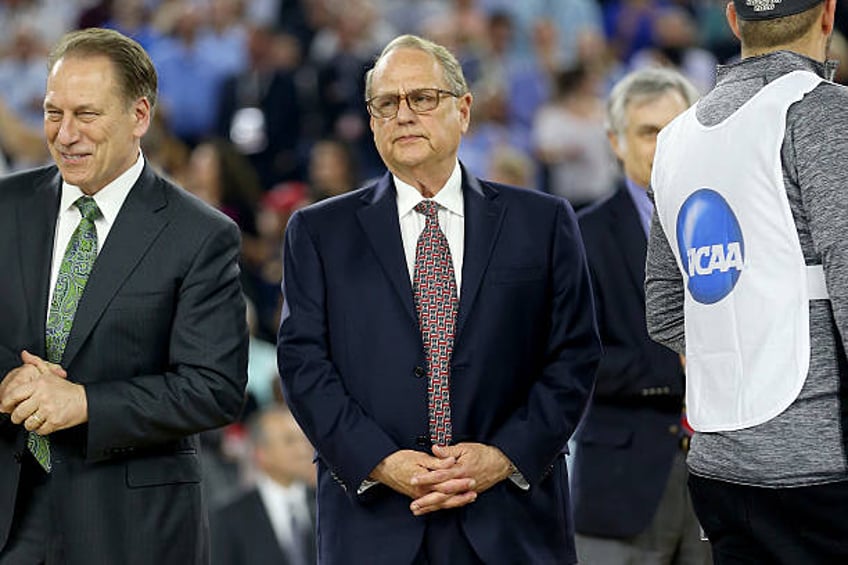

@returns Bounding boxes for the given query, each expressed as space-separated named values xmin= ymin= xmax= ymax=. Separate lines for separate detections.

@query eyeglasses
xmin=366 ymin=88 xmax=460 ymax=119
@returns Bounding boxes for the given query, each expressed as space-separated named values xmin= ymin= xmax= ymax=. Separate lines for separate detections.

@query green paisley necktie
xmin=30 ymin=196 xmax=101 ymax=472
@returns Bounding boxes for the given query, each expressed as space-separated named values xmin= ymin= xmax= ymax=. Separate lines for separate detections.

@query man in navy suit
xmin=278 ymin=34 xmax=600 ymax=565
xmin=575 ymin=68 xmax=710 ymax=564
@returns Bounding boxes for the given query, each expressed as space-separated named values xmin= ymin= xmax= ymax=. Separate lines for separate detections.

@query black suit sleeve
xmin=84 ymin=220 xmax=248 ymax=461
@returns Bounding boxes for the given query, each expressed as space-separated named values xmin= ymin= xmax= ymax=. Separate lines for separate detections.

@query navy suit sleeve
xmin=278 ymin=211 xmax=398 ymax=494
xmin=489 ymin=200 xmax=601 ymax=484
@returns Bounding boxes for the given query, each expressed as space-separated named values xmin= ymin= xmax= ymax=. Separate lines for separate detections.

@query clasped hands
xmin=0 ymin=350 xmax=87 ymax=435
xmin=369 ymin=443 xmax=514 ymax=516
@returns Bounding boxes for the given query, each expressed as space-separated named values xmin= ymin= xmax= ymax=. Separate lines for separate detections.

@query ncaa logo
xmin=676 ymin=189 xmax=744 ymax=304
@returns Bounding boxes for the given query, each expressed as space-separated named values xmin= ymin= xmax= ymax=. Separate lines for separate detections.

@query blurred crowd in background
xmin=3 ymin=0 xmax=848 ymax=513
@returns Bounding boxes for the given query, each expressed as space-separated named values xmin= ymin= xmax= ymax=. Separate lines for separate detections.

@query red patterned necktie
xmin=413 ymin=200 xmax=458 ymax=446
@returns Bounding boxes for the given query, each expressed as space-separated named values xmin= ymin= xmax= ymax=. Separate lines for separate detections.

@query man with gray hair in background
xmin=576 ymin=67 xmax=709 ymax=565
xmin=647 ymin=0 xmax=848 ymax=562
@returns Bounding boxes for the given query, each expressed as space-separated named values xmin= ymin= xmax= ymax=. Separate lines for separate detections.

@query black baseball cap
xmin=733 ymin=0 xmax=824 ymax=21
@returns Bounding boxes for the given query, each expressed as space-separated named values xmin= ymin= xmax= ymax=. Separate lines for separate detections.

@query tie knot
xmin=414 ymin=200 xmax=439 ymax=218
xmin=74 ymin=196 xmax=101 ymax=221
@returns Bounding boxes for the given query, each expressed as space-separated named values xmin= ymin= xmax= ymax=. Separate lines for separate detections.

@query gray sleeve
xmin=789 ymin=84 xmax=848 ymax=352
xmin=645 ymin=208 xmax=686 ymax=355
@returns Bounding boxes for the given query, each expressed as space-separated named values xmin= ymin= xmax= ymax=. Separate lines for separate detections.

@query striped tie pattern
xmin=31 ymin=196 xmax=101 ymax=472
xmin=412 ymin=201 xmax=458 ymax=446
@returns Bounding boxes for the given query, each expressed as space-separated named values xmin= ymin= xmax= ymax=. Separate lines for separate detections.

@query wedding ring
xmin=30 ymin=413 xmax=44 ymax=425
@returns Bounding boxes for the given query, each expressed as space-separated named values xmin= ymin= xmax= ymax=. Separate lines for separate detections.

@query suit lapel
xmin=356 ymin=174 xmax=417 ymax=324
xmin=610 ymin=186 xmax=648 ymax=299
xmin=18 ymin=170 xmax=62 ymax=354
xmin=455 ymin=172 xmax=504 ymax=340
xmin=62 ymin=166 xmax=169 ymax=366
xmin=251 ymin=490 xmax=290 ymax=562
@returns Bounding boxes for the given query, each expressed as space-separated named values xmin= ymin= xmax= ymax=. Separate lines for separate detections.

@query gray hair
xmin=364 ymin=34 xmax=469 ymax=100
xmin=606 ymin=67 xmax=700 ymax=137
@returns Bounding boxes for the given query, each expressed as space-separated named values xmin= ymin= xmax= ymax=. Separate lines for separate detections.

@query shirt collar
xmin=625 ymin=176 xmax=653 ymax=237
xmin=59 ymin=151 xmax=145 ymax=226
xmin=256 ymin=472 xmax=307 ymax=505
xmin=716 ymin=50 xmax=836 ymax=83
xmin=395 ymin=161 xmax=464 ymax=217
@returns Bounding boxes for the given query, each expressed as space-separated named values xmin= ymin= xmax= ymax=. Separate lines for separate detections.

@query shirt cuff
xmin=357 ymin=478 xmax=379 ymax=495
xmin=508 ymin=463 xmax=529 ymax=490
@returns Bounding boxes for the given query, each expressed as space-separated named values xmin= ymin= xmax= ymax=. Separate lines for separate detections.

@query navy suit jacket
xmin=0 ymin=164 xmax=249 ymax=564
xmin=575 ymin=186 xmax=685 ymax=538
xmin=278 ymin=168 xmax=600 ymax=564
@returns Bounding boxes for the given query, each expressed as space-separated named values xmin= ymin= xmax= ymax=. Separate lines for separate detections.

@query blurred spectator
xmin=0 ymin=96 xmax=48 ymax=170
xmin=459 ymin=84 xmax=533 ymax=183
xmin=0 ymin=23 xmax=48 ymax=127
xmin=479 ymin=0 xmax=605 ymax=69
xmin=603 ymin=0 xmax=669 ymax=63
xmin=693 ymin=0 xmax=739 ymax=63
xmin=828 ymin=30 xmax=848 ymax=85
xmin=250 ymin=181 xmax=311 ymax=340
xmin=307 ymin=138 xmax=360 ymax=200
xmin=184 ymin=136 xmax=263 ymax=236
xmin=0 ymin=0 xmax=77 ymax=50
xmin=211 ymin=404 xmax=316 ymax=565
xmin=311 ymin=0 xmax=394 ymax=179
xmin=379 ymin=0 xmax=450 ymax=36
xmin=76 ymin=0 xmax=113 ymax=29
xmin=200 ymin=0 xmax=250 ymax=78
xmin=417 ymin=0 xmax=488 ymax=85
xmin=506 ymin=19 xmax=557 ymax=141
xmin=473 ymin=10 xmax=516 ymax=97
xmin=473 ymin=11 xmax=554 ymax=155
xmin=487 ymin=145 xmax=536 ymax=189
xmin=533 ymin=64 xmax=617 ymax=209
xmin=141 ymin=111 xmax=192 ymax=182
xmin=148 ymin=3 xmax=240 ymax=145
xmin=102 ymin=0 xmax=162 ymax=52
xmin=630 ymin=6 xmax=717 ymax=94
xmin=183 ymin=136 xmax=271 ymax=323
xmin=217 ymin=24 xmax=303 ymax=187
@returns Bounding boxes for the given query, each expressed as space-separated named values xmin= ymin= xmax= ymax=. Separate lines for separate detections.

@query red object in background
xmin=263 ymin=181 xmax=310 ymax=214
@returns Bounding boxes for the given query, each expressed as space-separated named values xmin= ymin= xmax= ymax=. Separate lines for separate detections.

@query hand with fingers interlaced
xmin=0 ymin=350 xmax=86 ymax=436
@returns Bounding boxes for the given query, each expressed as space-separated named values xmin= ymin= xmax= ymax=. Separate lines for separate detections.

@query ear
xmin=458 ymin=92 xmax=473 ymax=134
xmin=726 ymin=1 xmax=742 ymax=42
xmin=608 ymin=129 xmax=625 ymax=163
xmin=132 ymin=97 xmax=152 ymax=138
xmin=822 ymin=0 xmax=836 ymax=37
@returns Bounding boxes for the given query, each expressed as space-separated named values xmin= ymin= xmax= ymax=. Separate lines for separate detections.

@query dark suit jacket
xmin=0 ymin=164 xmax=249 ymax=564
xmin=211 ymin=485 xmax=317 ymax=565
xmin=278 ymin=167 xmax=601 ymax=564
xmin=575 ymin=185 xmax=685 ymax=538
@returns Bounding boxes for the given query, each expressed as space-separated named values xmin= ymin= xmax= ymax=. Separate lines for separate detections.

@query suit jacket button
xmin=416 ymin=435 xmax=430 ymax=447
xmin=413 ymin=366 xmax=426 ymax=378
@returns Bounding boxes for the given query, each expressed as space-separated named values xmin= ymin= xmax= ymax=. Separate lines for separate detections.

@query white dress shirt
xmin=395 ymin=160 xmax=464 ymax=296
xmin=255 ymin=475 xmax=311 ymax=560
xmin=48 ymin=152 xmax=144 ymax=312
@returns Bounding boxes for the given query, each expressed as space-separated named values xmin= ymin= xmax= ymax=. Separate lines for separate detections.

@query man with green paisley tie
xmin=0 ymin=28 xmax=248 ymax=564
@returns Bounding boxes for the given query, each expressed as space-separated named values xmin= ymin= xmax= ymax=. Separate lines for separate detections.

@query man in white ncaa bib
xmin=646 ymin=0 xmax=848 ymax=563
